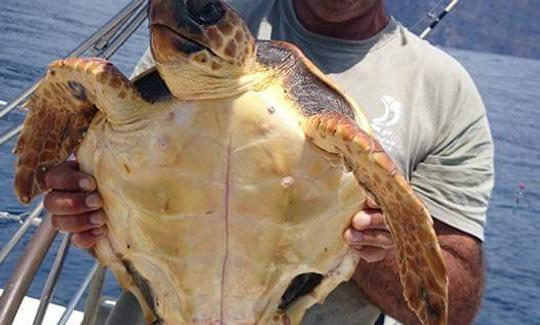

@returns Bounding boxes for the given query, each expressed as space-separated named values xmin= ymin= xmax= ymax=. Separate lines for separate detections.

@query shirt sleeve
xmin=410 ymin=66 xmax=494 ymax=242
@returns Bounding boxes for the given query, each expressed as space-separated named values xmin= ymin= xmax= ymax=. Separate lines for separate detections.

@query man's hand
xmin=344 ymin=196 xmax=394 ymax=263
xmin=44 ymin=161 xmax=106 ymax=249
xmin=345 ymin=196 xmax=486 ymax=324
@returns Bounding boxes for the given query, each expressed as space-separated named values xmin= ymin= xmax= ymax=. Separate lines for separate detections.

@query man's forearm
xmin=352 ymin=221 xmax=485 ymax=325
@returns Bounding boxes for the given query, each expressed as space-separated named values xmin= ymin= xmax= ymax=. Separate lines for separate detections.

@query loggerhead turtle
xmin=14 ymin=0 xmax=448 ymax=324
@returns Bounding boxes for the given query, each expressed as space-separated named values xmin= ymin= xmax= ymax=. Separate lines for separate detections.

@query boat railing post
xmin=81 ymin=265 xmax=108 ymax=325
xmin=32 ymin=233 xmax=72 ymax=325
xmin=0 ymin=124 xmax=23 ymax=149
xmin=99 ymin=3 xmax=149 ymax=58
xmin=0 ymin=214 xmax=58 ymax=325
xmin=57 ymin=262 xmax=100 ymax=325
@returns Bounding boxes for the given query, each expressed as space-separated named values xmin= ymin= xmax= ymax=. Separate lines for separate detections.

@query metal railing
xmin=0 ymin=204 xmax=43 ymax=265
xmin=0 ymin=0 xmax=148 ymax=148
xmin=0 ymin=0 xmax=148 ymax=324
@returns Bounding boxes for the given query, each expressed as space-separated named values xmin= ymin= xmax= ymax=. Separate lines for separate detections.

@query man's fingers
xmin=71 ymin=228 xmax=106 ymax=249
xmin=345 ymin=226 xmax=393 ymax=263
xmin=44 ymin=161 xmax=96 ymax=192
xmin=344 ymin=228 xmax=394 ymax=248
xmin=42 ymin=161 xmax=104 ymax=251
xmin=52 ymin=210 xmax=105 ymax=233
xmin=44 ymin=191 xmax=103 ymax=216
xmin=351 ymin=210 xmax=386 ymax=231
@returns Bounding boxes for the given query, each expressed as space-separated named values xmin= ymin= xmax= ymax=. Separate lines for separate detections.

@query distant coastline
xmin=388 ymin=0 xmax=540 ymax=60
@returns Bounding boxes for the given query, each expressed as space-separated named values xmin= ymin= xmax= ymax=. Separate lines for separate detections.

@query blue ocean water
xmin=0 ymin=0 xmax=539 ymax=324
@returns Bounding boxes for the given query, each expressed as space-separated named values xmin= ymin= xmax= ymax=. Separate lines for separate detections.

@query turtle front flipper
xmin=14 ymin=58 xmax=146 ymax=203
xmin=302 ymin=112 xmax=448 ymax=325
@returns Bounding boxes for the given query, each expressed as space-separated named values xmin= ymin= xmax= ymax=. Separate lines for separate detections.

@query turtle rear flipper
xmin=15 ymin=58 xmax=146 ymax=203
xmin=302 ymin=112 xmax=448 ymax=325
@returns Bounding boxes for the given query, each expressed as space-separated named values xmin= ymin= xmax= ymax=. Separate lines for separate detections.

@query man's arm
xmin=351 ymin=218 xmax=485 ymax=325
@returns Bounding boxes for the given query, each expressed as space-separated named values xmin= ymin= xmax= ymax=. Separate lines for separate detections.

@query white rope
xmin=0 ymin=211 xmax=25 ymax=223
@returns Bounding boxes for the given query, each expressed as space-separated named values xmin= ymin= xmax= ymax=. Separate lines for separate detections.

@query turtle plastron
xmin=12 ymin=0 xmax=450 ymax=322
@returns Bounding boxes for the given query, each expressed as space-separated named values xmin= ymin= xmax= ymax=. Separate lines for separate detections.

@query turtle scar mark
xmin=220 ymin=136 xmax=232 ymax=322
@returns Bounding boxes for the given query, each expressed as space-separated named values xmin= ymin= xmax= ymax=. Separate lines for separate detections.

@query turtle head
xmin=149 ymin=0 xmax=257 ymax=98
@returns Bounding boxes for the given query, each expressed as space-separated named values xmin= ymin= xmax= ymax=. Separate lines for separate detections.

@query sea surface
xmin=0 ymin=0 xmax=539 ymax=324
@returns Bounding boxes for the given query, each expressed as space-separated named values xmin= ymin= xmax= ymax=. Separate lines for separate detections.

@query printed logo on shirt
xmin=370 ymin=95 xmax=402 ymax=153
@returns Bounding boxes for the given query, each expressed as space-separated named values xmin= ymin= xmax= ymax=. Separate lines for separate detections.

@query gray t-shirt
xmin=125 ymin=0 xmax=494 ymax=324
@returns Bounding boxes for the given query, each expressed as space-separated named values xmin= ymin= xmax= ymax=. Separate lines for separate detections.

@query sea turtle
xmin=14 ymin=0 xmax=447 ymax=324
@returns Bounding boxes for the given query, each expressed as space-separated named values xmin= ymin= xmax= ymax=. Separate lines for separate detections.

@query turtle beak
xmin=149 ymin=0 xmax=202 ymax=61
xmin=149 ymin=0 xmax=228 ymax=61
xmin=150 ymin=25 xmax=205 ymax=63
xmin=149 ymin=0 xmax=255 ymax=65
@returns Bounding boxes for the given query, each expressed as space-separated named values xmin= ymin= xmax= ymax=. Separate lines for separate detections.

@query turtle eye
xmin=186 ymin=0 xmax=225 ymax=26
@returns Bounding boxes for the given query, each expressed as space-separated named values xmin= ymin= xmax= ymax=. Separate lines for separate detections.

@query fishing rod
xmin=420 ymin=0 xmax=461 ymax=40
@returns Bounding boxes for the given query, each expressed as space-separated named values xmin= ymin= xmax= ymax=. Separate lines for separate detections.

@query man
xmin=44 ymin=0 xmax=494 ymax=324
